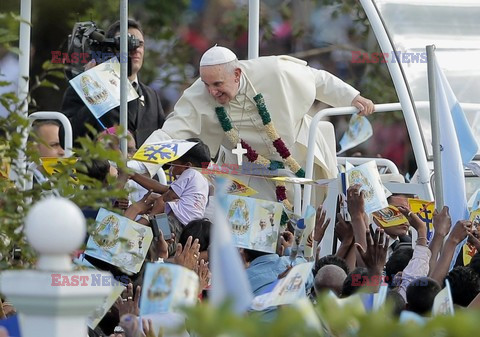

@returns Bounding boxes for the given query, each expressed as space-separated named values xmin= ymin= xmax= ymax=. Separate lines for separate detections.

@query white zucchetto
xmin=200 ymin=45 xmax=238 ymax=66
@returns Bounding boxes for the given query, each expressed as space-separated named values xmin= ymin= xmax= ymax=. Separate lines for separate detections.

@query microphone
xmin=90 ymin=30 xmax=106 ymax=42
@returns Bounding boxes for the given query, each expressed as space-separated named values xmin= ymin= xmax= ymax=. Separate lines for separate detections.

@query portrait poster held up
xmin=140 ymin=263 xmax=199 ymax=316
xmin=142 ymin=45 xmax=375 ymax=208
xmin=86 ymin=208 xmax=153 ymax=273
xmin=69 ymin=57 xmax=138 ymax=121
xmin=226 ymin=195 xmax=283 ymax=253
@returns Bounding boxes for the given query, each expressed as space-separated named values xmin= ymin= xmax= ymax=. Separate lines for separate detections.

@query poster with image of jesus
xmin=226 ymin=195 xmax=283 ymax=253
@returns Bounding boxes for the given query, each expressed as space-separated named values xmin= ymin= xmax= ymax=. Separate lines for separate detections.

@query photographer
xmin=61 ymin=19 xmax=165 ymax=146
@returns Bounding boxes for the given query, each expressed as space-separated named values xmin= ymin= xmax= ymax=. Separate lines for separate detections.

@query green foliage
xmin=0 ymin=112 xmax=132 ymax=269
xmin=179 ymin=295 xmax=480 ymax=337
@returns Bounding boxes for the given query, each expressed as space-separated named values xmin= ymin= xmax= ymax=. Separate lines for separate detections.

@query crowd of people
xmin=1 ymin=15 xmax=480 ymax=337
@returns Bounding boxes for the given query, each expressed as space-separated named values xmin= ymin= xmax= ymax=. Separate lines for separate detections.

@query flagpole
xmin=426 ymin=45 xmax=444 ymax=210
xmin=119 ymin=0 xmax=128 ymax=158
xmin=248 ymin=0 xmax=259 ymax=59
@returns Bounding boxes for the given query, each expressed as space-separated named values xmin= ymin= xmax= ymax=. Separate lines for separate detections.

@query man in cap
xmin=143 ymin=46 xmax=374 ymax=203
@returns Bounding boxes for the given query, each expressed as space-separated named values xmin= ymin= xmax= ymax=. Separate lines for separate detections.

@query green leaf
xmin=38 ymin=79 xmax=60 ymax=90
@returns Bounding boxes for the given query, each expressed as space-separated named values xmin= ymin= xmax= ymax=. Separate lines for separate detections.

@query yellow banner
xmin=373 ymin=205 xmax=408 ymax=228
xmin=408 ymin=198 xmax=435 ymax=240
xmin=41 ymin=157 xmax=78 ymax=182
xmin=133 ymin=140 xmax=197 ymax=165
xmin=463 ymin=209 xmax=480 ymax=265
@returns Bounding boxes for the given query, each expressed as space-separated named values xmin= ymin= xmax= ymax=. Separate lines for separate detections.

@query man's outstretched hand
xmin=351 ymin=94 xmax=375 ymax=116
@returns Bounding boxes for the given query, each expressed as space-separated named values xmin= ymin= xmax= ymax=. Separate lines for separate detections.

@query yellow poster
xmin=133 ymin=140 xmax=197 ymax=165
xmin=408 ymin=199 xmax=435 ymax=240
xmin=41 ymin=157 xmax=78 ymax=182
xmin=463 ymin=209 xmax=480 ymax=266
xmin=373 ymin=205 xmax=408 ymax=228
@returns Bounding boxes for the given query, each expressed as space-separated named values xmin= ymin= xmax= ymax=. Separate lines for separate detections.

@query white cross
xmin=232 ymin=142 xmax=247 ymax=166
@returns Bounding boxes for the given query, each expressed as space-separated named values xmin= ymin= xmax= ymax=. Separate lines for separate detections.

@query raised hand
xmin=142 ymin=318 xmax=164 ymax=337
xmin=195 ymin=259 xmax=211 ymax=294
xmin=432 ymin=206 xmax=452 ymax=238
xmin=355 ymin=228 xmax=389 ymax=276
xmin=115 ymin=283 xmax=141 ymax=318
xmin=448 ymin=220 xmax=472 ymax=245
xmin=335 ymin=213 xmax=354 ymax=244
xmin=173 ymin=236 xmax=200 ymax=270
xmin=314 ymin=205 xmax=331 ymax=242
xmin=347 ymin=184 xmax=366 ymax=219
xmin=277 ymin=230 xmax=294 ymax=256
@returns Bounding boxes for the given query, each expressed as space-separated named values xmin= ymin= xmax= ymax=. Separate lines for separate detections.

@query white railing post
xmin=0 ymin=198 xmax=113 ymax=337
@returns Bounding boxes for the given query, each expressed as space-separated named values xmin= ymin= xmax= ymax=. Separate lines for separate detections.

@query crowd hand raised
xmin=112 ymin=314 xmax=144 ymax=337
xmin=346 ymin=184 xmax=366 ymax=219
xmin=173 ymin=236 xmax=200 ymax=270
xmin=432 ymin=206 xmax=452 ymax=238
xmin=467 ymin=226 xmax=480 ymax=251
xmin=397 ymin=205 xmax=425 ymax=234
xmin=351 ymin=94 xmax=375 ymax=116
xmin=447 ymin=220 xmax=472 ymax=245
xmin=355 ymin=228 xmax=389 ymax=276
xmin=194 ymin=259 xmax=211 ymax=294
xmin=115 ymin=283 xmax=141 ymax=318
xmin=129 ymin=191 xmax=155 ymax=215
xmin=149 ymin=230 xmax=172 ymax=262
xmin=335 ymin=213 xmax=354 ymax=244
xmin=314 ymin=206 xmax=331 ymax=242
xmin=114 ymin=198 xmax=130 ymax=211
xmin=84 ymin=59 xmax=97 ymax=71
xmin=142 ymin=318 xmax=164 ymax=337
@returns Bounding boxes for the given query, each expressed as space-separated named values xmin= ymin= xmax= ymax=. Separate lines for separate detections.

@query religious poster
xmin=86 ymin=208 xmax=153 ymax=273
xmin=408 ymin=199 xmax=435 ymax=241
xmin=251 ymin=262 xmax=313 ymax=311
xmin=226 ymin=195 xmax=283 ymax=253
xmin=463 ymin=209 xmax=480 ymax=266
xmin=140 ymin=263 xmax=199 ymax=316
xmin=346 ymin=161 xmax=388 ymax=214
xmin=133 ymin=139 xmax=198 ymax=165
xmin=337 ymin=114 xmax=373 ymax=155
xmin=87 ymin=285 xmax=125 ymax=329
xmin=432 ymin=279 xmax=454 ymax=316
xmin=372 ymin=205 xmax=408 ymax=228
xmin=69 ymin=57 xmax=139 ymax=119
xmin=205 ymin=173 xmax=258 ymax=197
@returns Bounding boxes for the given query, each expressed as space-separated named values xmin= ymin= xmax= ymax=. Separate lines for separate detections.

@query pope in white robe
xmin=143 ymin=46 xmax=374 ymax=208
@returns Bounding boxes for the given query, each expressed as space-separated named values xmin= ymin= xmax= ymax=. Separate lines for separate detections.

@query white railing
xmin=28 ymin=111 xmax=73 ymax=157
xmin=302 ymin=103 xmax=434 ymax=213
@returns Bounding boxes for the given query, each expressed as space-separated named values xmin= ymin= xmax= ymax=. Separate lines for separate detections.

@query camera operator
xmin=61 ymin=19 xmax=165 ymax=146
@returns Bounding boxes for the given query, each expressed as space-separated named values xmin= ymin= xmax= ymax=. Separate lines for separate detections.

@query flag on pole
xmin=210 ymin=177 xmax=253 ymax=313
xmin=434 ymin=55 xmax=478 ymax=266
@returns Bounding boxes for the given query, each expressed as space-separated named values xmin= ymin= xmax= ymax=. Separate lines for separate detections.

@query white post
xmin=248 ymin=0 xmax=260 ymax=59
xmin=13 ymin=0 xmax=32 ymax=190
xmin=119 ymin=0 xmax=129 ymax=158
xmin=0 ymin=198 xmax=113 ymax=337
xmin=426 ymin=45 xmax=444 ymax=210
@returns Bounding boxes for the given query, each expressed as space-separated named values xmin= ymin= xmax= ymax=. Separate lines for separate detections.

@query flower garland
xmin=215 ymin=93 xmax=305 ymax=224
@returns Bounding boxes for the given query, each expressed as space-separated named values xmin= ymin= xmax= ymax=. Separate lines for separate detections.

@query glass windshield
xmin=373 ymin=0 xmax=480 ymax=159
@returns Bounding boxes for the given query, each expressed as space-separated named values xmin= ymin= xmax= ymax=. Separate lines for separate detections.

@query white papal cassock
xmin=143 ymin=55 xmax=359 ymax=205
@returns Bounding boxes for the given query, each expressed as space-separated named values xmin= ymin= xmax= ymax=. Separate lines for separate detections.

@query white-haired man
xmin=144 ymin=46 xmax=374 ymax=204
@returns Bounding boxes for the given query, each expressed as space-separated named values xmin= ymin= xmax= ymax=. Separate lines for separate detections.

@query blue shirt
xmin=246 ymin=254 xmax=314 ymax=297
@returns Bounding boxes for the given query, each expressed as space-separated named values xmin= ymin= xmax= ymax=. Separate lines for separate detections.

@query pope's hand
xmin=351 ymin=94 xmax=375 ymax=116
